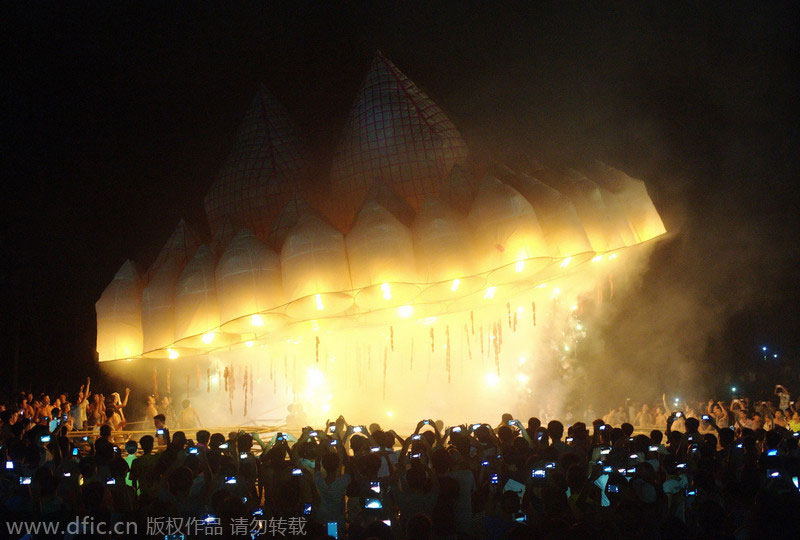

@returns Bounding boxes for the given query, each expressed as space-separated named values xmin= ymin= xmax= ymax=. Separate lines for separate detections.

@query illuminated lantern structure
xmin=96 ymin=53 xmax=667 ymax=424
xmin=95 ymin=260 xmax=143 ymax=361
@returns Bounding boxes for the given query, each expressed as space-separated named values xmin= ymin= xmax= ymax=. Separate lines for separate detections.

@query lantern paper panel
xmin=96 ymin=260 xmax=143 ymax=361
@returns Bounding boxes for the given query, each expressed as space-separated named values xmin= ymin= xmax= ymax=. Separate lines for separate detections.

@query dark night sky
xmin=2 ymin=1 xmax=799 ymax=392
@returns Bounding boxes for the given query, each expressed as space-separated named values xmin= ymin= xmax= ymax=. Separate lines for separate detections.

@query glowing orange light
xmin=381 ymin=283 xmax=392 ymax=300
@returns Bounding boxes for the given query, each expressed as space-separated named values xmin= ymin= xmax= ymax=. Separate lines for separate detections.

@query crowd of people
xmin=1 ymin=382 xmax=799 ymax=539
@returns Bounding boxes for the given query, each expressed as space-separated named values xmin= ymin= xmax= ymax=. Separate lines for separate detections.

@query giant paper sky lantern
xmin=174 ymin=245 xmax=221 ymax=347
xmin=280 ymin=208 xmax=354 ymax=319
xmin=439 ymin=164 xmax=479 ymax=215
xmin=510 ymin=173 xmax=593 ymax=258
xmin=216 ymin=228 xmax=285 ymax=334
xmin=96 ymin=260 xmax=143 ymax=362
xmin=97 ymin=49 xmax=668 ymax=421
xmin=413 ymin=196 xmax=484 ymax=302
xmin=468 ymin=176 xmax=552 ymax=283
xmin=591 ymin=162 xmax=666 ymax=243
xmin=328 ymin=51 xmax=468 ymax=230
xmin=347 ymin=185 xmax=419 ymax=310
xmin=598 ymin=186 xmax=638 ymax=247
xmin=204 ymin=84 xmax=305 ymax=242
xmin=141 ymin=219 xmax=200 ymax=353
xmin=552 ymin=172 xmax=627 ymax=253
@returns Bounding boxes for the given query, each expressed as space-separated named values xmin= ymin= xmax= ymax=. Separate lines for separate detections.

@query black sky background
xmin=2 ymin=1 xmax=799 ymax=395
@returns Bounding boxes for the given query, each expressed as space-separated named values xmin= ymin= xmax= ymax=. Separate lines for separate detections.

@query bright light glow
xmin=516 ymin=306 xmax=524 ymax=314
xmin=518 ymin=356 xmax=526 ymax=365
xmin=397 ymin=305 xmax=414 ymax=318
xmin=386 ymin=411 xmax=393 ymax=417
xmin=773 ymin=353 xmax=778 ymax=358
xmin=552 ymin=287 xmax=560 ymax=298
xmin=516 ymin=373 xmax=530 ymax=385
xmin=245 ymin=340 xmax=254 ymax=348
xmin=609 ymin=253 xmax=618 ymax=260
xmin=451 ymin=278 xmax=460 ymax=292
xmin=306 ymin=367 xmax=324 ymax=389
xmin=210 ymin=373 xmax=219 ymax=385
xmin=251 ymin=314 xmax=264 ymax=327
xmin=515 ymin=260 xmax=525 ymax=272
xmin=167 ymin=348 xmax=179 ymax=359
xmin=537 ymin=283 xmax=547 ymax=288
xmin=315 ymin=294 xmax=324 ymax=311
xmin=559 ymin=257 xmax=572 ymax=268
xmin=564 ymin=345 xmax=570 ymax=352
xmin=201 ymin=332 xmax=215 ymax=345
xmin=576 ymin=324 xmax=583 ymax=331
xmin=322 ymin=404 xmax=331 ymax=413
xmin=592 ymin=255 xmax=603 ymax=262
xmin=420 ymin=317 xmax=437 ymax=325
xmin=381 ymin=283 xmax=392 ymax=300
xmin=485 ymin=372 xmax=500 ymax=387
xmin=571 ymin=305 xmax=578 ymax=311
xmin=311 ymin=320 xmax=320 ymax=332
xmin=731 ymin=386 xmax=737 ymax=392
xmin=484 ymin=286 xmax=496 ymax=299
xmin=762 ymin=346 xmax=767 ymax=351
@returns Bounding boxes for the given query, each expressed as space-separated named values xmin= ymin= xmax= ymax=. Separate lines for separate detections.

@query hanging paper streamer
xmin=470 ymin=311 xmax=475 ymax=335
xmin=243 ymin=366 xmax=248 ymax=416
xmin=464 ymin=324 xmax=472 ymax=361
xmin=532 ymin=302 xmax=536 ymax=326
xmin=196 ymin=365 xmax=200 ymax=389
xmin=207 ymin=367 xmax=210 ymax=393
xmin=609 ymin=274 xmax=614 ymax=299
xmin=153 ymin=368 xmax=158 ymax=399
xmin=498 ymin=319 xmax=503 ymax=350
xmin=390 ymin=326 xmax=394 ymax=351
xmin=383 ymin=345 xmax=387 ymax=400
xmin=513 ymin=312 xmax=518 ymax=332
xmin=480 ymin=326 xmax=484 ymax=356
xmin=315 ymin=336 xmax=320 ymax=363
xmin=492 ymin=322 xmax=502 ymax=376
xmin=507 ymin=302 xmax=511 ymax=328
xmin=228 ymin=364 xmax=234 ymax=415
xmin=430 ymin=328 xmax=435 ymax=353
xmin=167 ymin=368 xmax=171 ymax=396
xmin=446 ymin=325 xmax=451 ymax=384
xmin=249 ymin=363 xmax=254 ymax=407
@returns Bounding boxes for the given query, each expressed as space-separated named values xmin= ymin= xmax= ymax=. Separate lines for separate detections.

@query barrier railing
xmin=67 ymin=425 xmax=287 ymax=454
